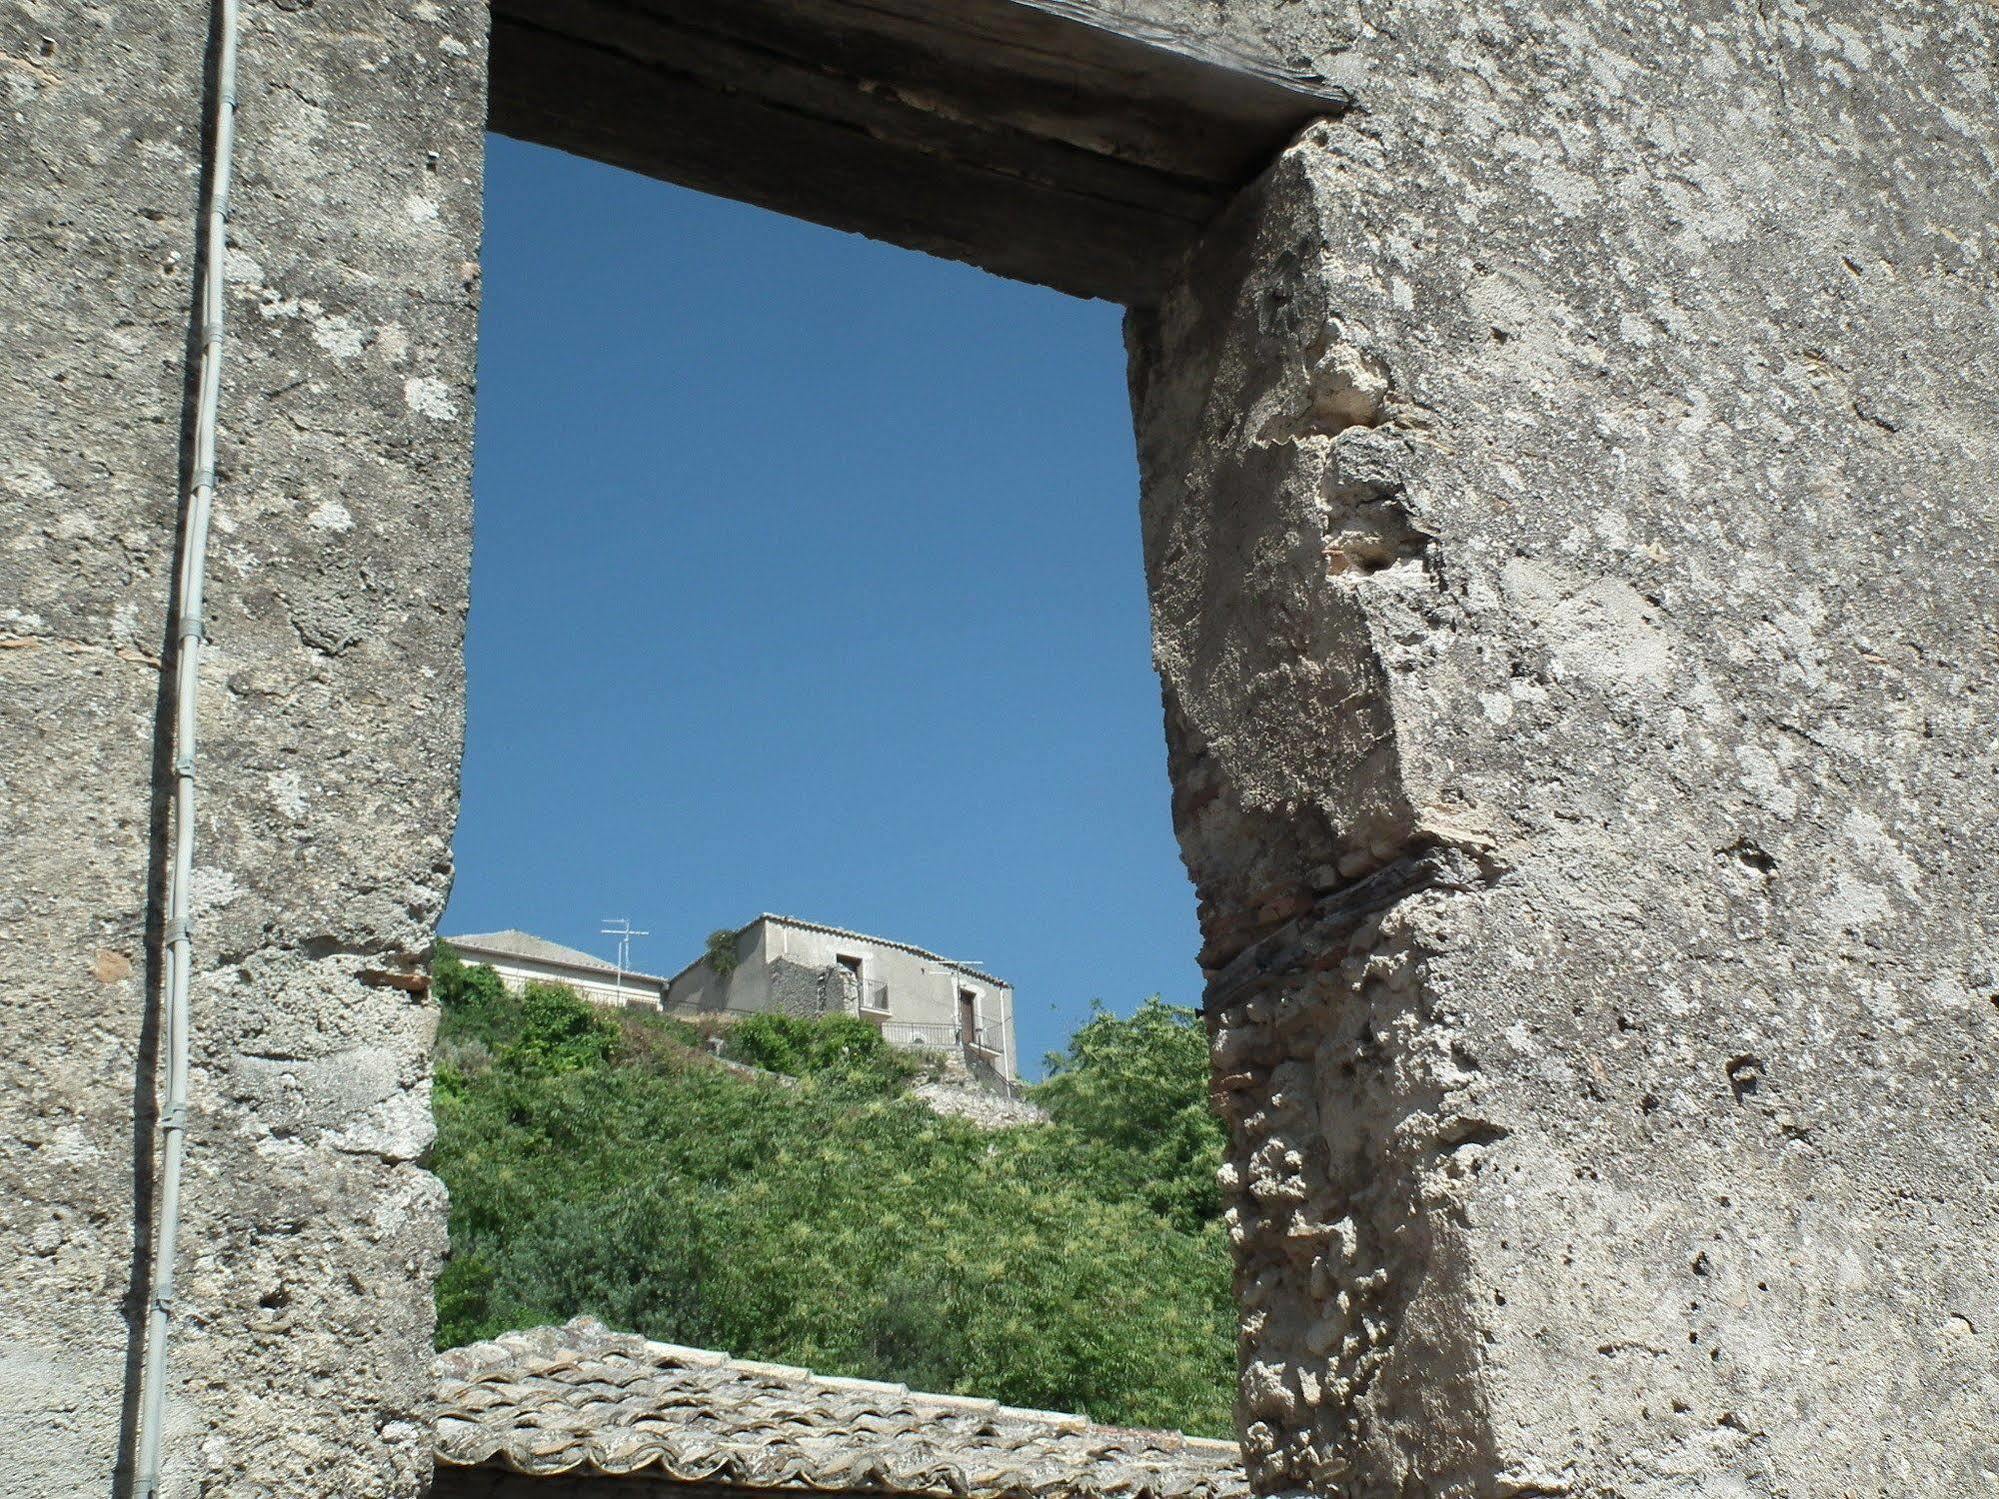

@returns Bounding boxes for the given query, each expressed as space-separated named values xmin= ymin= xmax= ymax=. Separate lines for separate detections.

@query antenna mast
xmin=600 ymin=917 xmax=648 ymax=1004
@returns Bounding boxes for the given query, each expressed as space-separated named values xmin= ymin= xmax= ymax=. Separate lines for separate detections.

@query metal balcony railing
xmin=877 ymin=1019 xmax=956 ymax=1049
xmin=875 ymin=1018 xmax=1003 ymax=1057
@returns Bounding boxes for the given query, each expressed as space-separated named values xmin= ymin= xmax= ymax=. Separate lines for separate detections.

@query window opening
xmin=433 ymin=119 xmax=1243 ymax=1442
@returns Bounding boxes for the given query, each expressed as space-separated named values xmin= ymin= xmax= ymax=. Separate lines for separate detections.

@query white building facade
xmin=444 ymin=929 xmax=668 ymax=1009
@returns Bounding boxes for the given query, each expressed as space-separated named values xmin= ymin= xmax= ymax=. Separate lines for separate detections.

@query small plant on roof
xmin=705 ymin=927 xmax=740 ymax=976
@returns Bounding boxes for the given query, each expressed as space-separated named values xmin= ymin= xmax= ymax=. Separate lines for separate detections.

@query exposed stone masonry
xmin=1206 ymin=854 xmax=1501 ymax=1493
xmin=912 ymin=1079 xmax=1049 ymax=1131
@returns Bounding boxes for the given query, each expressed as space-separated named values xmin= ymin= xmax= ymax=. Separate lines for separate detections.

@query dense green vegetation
xmin=724 ymin=1010 xmax=920 ymax=1095
xmin=429 ymin=945 xmax=1235 ymax=1434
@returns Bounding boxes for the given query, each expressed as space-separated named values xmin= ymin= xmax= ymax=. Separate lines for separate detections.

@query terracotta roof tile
xmin=434 ymin=1320 xmax=1246 ymax=1499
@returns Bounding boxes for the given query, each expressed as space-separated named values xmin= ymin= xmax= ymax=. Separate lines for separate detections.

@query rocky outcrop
xmin=912 ymin=1081 xmax=1049 ymax=1131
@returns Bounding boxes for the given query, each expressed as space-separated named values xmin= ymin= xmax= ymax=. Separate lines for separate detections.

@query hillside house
xmin=665 ymin=916 xmax=1018 ymax=1085
xmin=445 ymin=929 xmax=668 ymax=1009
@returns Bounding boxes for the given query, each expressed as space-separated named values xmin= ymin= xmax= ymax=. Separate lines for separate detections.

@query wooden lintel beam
xmin=488 ymin=0 xmax=1350 ymax=302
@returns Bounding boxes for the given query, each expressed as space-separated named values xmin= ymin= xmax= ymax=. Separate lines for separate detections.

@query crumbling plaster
xmin=1131 ymin=0 xmax=1998 ymax=1492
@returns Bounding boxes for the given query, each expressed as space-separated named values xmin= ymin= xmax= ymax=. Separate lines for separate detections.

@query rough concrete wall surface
xmin=0 ymin=0 xmax=484 ymax=1492
xmin=1130 ymin=1 xmax=1999 ymax=1493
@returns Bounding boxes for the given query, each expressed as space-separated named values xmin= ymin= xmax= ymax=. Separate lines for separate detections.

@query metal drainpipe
xmin=134 ymin=0 xmax=240 ymax=1492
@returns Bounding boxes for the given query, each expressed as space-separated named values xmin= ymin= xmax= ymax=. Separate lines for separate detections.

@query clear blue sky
xmin=444 ymin=135 xmax=1203 ymax=1076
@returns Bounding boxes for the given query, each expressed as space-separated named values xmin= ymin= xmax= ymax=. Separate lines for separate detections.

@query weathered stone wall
xmin=0 ymin=0 xmax=484 ymax=1492
xmin=1130 ymin=0 xmax=1998 ymax=1492
xmin=7 ymin=0 xmax=1995 ymax=1492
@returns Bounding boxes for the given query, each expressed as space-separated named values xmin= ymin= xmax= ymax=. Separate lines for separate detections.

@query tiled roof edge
xmin=441 ymin=1320 xmax=1217 ymax=1452
xmin=445 ymin=930 xmax=670 ymax=987
xmin=577 ymin=1327 xmax=1107 ymax=1433
xmin=661 ymin=917 xmax=1014 ymax=992
xmin=758 ymin=915 xmax=1013 ymax=990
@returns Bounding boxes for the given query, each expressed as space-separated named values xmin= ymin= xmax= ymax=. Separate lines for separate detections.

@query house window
xmin=838 ymin=954 xmax=889 ymax=1015
xmin=958 ymin=988 xmax=980 ymax=1047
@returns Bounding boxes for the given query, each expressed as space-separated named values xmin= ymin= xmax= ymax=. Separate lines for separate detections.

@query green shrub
xmin=433 ymin=944 xmax=519 ymax=1101
xmin=433 ymin=942 xmax=512 ymax=1044
xmin=726 ymin=1012 xmax=917 ymax=1095
xmin=705 ymin=928 xmax=741 ymax=976
xmin=504 ymin=981 xmax=619 ymax=1074
xmin=1031 ymin=997 xmax=1225 ymax=1231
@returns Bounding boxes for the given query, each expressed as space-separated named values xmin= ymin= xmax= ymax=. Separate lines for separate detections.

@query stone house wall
xmin=664 ymin=918 xmax=1018 ymax=1081
xmin=765 ymin=957 xmax=832 ymax=1019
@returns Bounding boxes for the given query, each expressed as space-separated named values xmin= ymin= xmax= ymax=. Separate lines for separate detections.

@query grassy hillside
xmin=429 ymin=949 xmax=1236 ymax=1435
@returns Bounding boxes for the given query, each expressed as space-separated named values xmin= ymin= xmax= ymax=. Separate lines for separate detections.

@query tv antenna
xmin=601 ymin=918 xmax=649 ymax=1004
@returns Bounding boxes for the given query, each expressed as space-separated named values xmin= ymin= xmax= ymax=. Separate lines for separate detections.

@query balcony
xmin=874 ymin=1019 xmax=1002 ymax=1059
